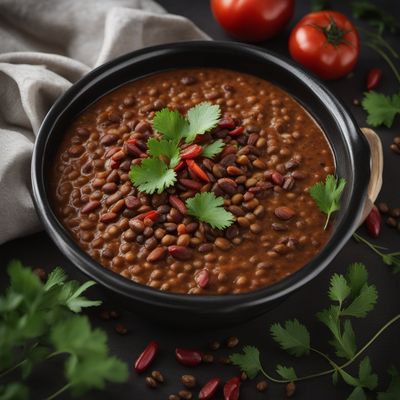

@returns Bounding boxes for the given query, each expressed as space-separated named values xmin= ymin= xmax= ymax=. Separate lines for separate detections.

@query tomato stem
xmin=311 ymin=16 xmax=353 ymax=47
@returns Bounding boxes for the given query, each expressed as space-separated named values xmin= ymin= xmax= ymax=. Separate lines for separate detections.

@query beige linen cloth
xmin=0 ymin=0 xmax=208 ymax=245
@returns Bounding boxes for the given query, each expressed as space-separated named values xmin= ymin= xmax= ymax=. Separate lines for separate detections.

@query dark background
xmin=1 ymin=0 xmax=399 ymax=399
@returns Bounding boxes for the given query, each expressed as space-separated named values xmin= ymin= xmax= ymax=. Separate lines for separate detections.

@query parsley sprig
xmin=129 ymin=102 xmax=223 ymax=194
xmin=309 ymin=175 xmax=347 ymax=230
xmin=230 ymin=262 xmax=400 ymax=399
xmin=0 ymin=261 xmax=128 ymax=400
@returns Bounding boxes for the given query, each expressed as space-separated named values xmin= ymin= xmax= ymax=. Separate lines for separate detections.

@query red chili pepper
xmin=126 ymin=138 xmax=137 ymax=145
xmin=364 ymin=205 xmax=381 ymax=238
xmin=223 ymin=377 xmax=241 ymax=400
xmin=169 ymin=195 xmax=187 ymax=215
xmin=228 ymin=126 xmax=244 ymax=136
xmin=174 ymin=160 xmax=185 ymax=172
xmin=110 ymin=159 xmax=120 ymax=169
xmin=218 ymin=117 xmax=236 ymax=129
xmin=134 ymin=340 xmax=159 ymax=373
xmin=175 ymin=348 xmax=203 ymax=366
xmin=180 ymin=144 xmax=203 ymax=159
xmin=366 ymin=68 xmax=382 ymax=90
xmin=199 ymin=378 xmax=221 ymax=400
xmin=186 ymin=159 xmax=210 ymax=182
xmin=137 ymin=210 xmax=159 ymax=221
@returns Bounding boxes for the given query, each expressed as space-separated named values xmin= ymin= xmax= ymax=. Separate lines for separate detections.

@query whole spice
xmin=175 ymin=348 xmax=203 ymax=366
xmin=366 ymin=68 xmax=382 ymax=90
xmin=223 ymin=376 xmax=241 ymax=400
xmin=145 ymin=376 xmax=157 ymax=388
xmin=134 ymin=341 xmax=159 ymax=373
xmin=364 ymin=205 xmax=381 ymax=238
xmin=199 ymin=378 xmax=221 ymax=400
xmin=181 ymin=374 xmax=197 ymax=388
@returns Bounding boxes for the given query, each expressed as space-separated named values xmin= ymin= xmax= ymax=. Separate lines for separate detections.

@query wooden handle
xmin=360 ymin=127 xmax=383 ymax=223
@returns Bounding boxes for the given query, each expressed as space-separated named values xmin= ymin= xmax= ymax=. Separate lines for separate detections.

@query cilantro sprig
xmin=362 ymin=91 xmax=400 ymax=128
xmin=0 ymin=261 xmax=128 ymax=399
xmin=309 ymin=175 xmax=347 ymax=230
xmin=129 ymin=102 xmax=222 ymax=195
xmin=230 ymin=262 xmax=400 ymax=399
xmin=186 ymin=192 xmax=235 ymax=230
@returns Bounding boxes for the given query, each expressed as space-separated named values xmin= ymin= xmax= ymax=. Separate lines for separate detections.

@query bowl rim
xmin=31 ymin=40 xmax=370 ymax=310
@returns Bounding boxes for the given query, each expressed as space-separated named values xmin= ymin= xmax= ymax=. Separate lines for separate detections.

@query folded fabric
xmin=0 ymin=0 xmax=208 ymax=244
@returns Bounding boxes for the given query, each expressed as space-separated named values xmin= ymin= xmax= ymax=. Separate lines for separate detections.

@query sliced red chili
xmin=364 ymin=205 xmax=381 ymax=238
xmin=134 ymin=340 xmax=159 ymax=373
xmin=175 ymin=348 xmax=203 ymax=366
xmin=186 ymin=159 xmax=210 ymax=182
xmin=180 ymin=144 xmax=203 ymax=159
xmin=137 ymin=210 xmax=159 ymax=221
xmin=366 ymin=68 xmax=382 ymax=90
xmin=199 ymin=378 xmax=221 ymax=400
xmin=223 ymin=376 xmax=241 ymax=400
xmin=228 ymin=126 xmax=244 ymax=136
xmin=174 ymin=160 xmax=185 ymax=172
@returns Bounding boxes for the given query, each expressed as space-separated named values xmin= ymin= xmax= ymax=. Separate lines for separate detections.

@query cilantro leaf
xmin=362 ymin=91 xmax=400 ymax=128
xmin=358 ymin=357 xmax=378 ymax=390
xmin=309 ymin=175 xmax=346 ymax=229
xmin=44 ymin=267 xmax=67 ymax=291
xmin=201 ymin=139 xmax=225 ymax=158
xmin=229 ymin=346 xmax=262 ymax=379
xmin=329 ymin=274 xmax=351 ymax=305
xmin=332 ymin=320 xmax=357 ymax=359
xmin=341 ymin=284 xmax=378 ymax=318
xmin=147 ymin=138 xmax=180 ymax=168
xmin=153 ymin=108 xmax=188 ymax=141
xmin=346 ymin=263 xmax=368 ymax=297
xmin=185 ymin=102 xmax=221 ymax=143
xmin=347 ymin=386 xmax=367 ymax=400
xmin=378 ymin=367 xmax=400 ymax=400
xmin=186 ymin=192 xmax=234 ymax=230
xmin=270 ymin=319 xmax=310 ymax=357
xmin=0 ymin=383 xmax=29 ymax=400
xmin=129 ymin=158 xmax=176 ymax=194
xmin=276 ymin=365 xmax=297 ymax=381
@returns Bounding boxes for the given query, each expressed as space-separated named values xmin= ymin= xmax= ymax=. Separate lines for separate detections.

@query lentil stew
xmin=49 ymin=68 xmax=335 ymax=295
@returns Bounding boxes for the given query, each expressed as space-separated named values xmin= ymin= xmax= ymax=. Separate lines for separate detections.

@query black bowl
xmin=31 ymin=41 xmax=370 ymax=327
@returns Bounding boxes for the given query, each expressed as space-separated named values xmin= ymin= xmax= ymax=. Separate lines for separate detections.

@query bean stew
xmin=49 ymin=68 xmax=335 ymax=295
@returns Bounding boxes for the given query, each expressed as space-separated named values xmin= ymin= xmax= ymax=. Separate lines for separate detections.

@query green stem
xmin=44 ymin=383 xmax=72 ymax=400
xmin=366 ymin=42 xmax=400 ymax=84
xmin=359 ymin=27 xmax=399 ymax=59
xmin=0 ymin=360 xmax=26 ymax=379
xmin=353 ymin=233 xmax=385 ymax=257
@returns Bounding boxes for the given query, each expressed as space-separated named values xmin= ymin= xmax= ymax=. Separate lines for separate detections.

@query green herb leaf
xmin=229 ymin=346 xmax=262 ymax=379
xmin=0 ymin=383 xmax=29 ymax=400
xmin=185 ymin=102 xmax=221 ymax=143
xmin=378 ymin=367 xmax=400 ymax=400
xmin=129 ymin=157 xmax=176 ymax=194
xmin=346 ymin=263 xmax=368 ymax=297
xmin=358 ymin=357 xmax=378 ymax=390
xmin=311 ymin=0 xmax=330 ymax=11
xmin=147 ymin=138 xmax=180 ymax=168
xmin=201 ymin=139 xmax=225 ymax=158
xmin=309 ymin=175 xmax=346 ymax=229
xmin=362 ymin=91 xmax=400 ymax=128
xmin=276 ymin=365 xmax=297 ymax=381
xmin=347 ymin=386 xmax=367 ymax=400
xmin=333 ymin=320 xmax=357 ymax=359
xmin=270 ymin=319 xmax=310 ymax=357
xmin=329 ymin=274 xmax=351 ymax=305
xmin=341 ymin=284 xmax=378 ymax=318
xmin=186 ymin=192 xmax=235 ymax=230
xmin=153 ymin=108 xmax=188 ymax=141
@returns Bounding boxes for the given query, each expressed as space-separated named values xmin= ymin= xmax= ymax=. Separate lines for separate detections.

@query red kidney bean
xmin=125 ymin=142 xmax=144 ymax=157
xmin=181 ymin=144 xmax=203 ymax=159
xmin=134 ymin=341 xmax=159 ymax=373
xmin=195 ymin=269 xmax=209 ymax=288
xmin=187 ymin=160 xmax=209 ymax=182
xmin=223 ymin=377 xmax=241 ymax=400
xmin=100 ymin=134 xmax=118 ymax=146
xmin=81 ymin=200 xmax=100 ymax=214
xmin=366 ymin=68 xmax=382 ymax=90
xmin=271 ymin=171 xmax=284 ymax=186
xmin=228 ymin=126 xmax=244 ymax=136
xmin=274 ymin=206 xmax=295 ymax=220
xmin=100 ymin=212 xmax=118 ymax=223
xmin=179 ymin=178 xmax=203 ymax=191
xmin=199 ymin=378 xmax=221 ymax=400
xmin=218 ymin=117 xmax=236 ymax=129
xmin=110 ymin=159 xmax=120 ymax=169
xmin=175 ymin=348 xmax=203 ymax=366
xmin=169 ymin=195 xmax=187 ymax=215
xmin=364 ymin=205 xmax=381 ymax=238
xmin=168 ymin=245 xmax=193 ymax=260
xmin=125 ymin=195 xmax=140 ymax=209
xmin=218 ymin=178 xmax=237 ymax=195
xmin=147 ymin=246 xmax=167 ymax=263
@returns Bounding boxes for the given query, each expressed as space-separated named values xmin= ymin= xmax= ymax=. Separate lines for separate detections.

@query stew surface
xmin=49 ymin=68 xmax=335 ymax=294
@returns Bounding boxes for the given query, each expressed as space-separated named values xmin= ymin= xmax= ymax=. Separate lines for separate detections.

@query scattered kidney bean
xmin=366 ymin=68 xmax=382 ymax=90
xmin=218 ymin=116 xmax=236 ymax=129
xmin=256 ymin=380 xmax=268 ymax=392
xmin=175 ymin=348 xmax=203 ymax=366
xmin=223 ymin=376 xmax=241 ymax=400
xmin=145 ymin=376 xmax=157 ymax=388
xmin=169 ymin=195 xmax=187 ymax=215
xmin=286 ymin=382 xmax=296 ymax=397
xmin=228 ymin=126 xmax=244 ymax=136
xmin=168 ymin=245 xmax=193 ymax=260
xmin=364 ymin=205 xmax=381 ymax=238
xmin=134 ymin=340 xmax=159 ymax=373
xmin=178 ymin=390 xmax=193 ymax=400
xmin=151 ymin=370 xmax=164 ymax=383
xmin=181 ymin=374 xmax=197 ymax=388
xmin=274 ymin=207 xmax=295 ymax=220
xmin=226 ymin=336 xmax=239 ymax=348
xmin=195 ymin=269 xmax=209 ymax=288
xmin=199 ymin=378 xmax=221 ymax=400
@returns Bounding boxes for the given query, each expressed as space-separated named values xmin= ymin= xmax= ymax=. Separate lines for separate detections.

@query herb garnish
xmin=230 ymin=262 xmax=400 ymax=399
xmin=186 ymin=192 xmax=235 ymax=230
xmin=0 ymin=261 xmax=128 ymax=399
xmin=309 ymin=174 xmax=347 ymax=230
xmin=201 ymin=138 xmax=225 ymax=159
xmin=362 ymin=91 xmax=400 ymax=128
xmin=129 ymin=102 xmax=221 ymax=195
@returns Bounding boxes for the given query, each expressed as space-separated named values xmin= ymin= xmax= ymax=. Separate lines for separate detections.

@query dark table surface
xmin=1 ymin=0 xmax=399 ymax=399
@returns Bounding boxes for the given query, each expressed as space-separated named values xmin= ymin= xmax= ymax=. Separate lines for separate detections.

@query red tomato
xmin=289 ymin=11 xmax=360 ymax=80
xmin=211 ymin=0 xmax=295 ymax=42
